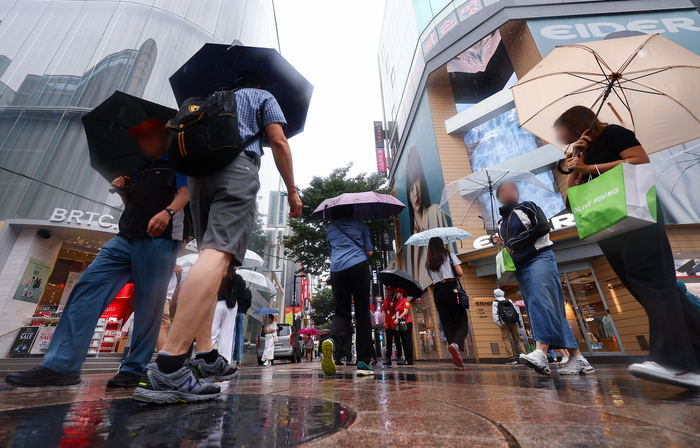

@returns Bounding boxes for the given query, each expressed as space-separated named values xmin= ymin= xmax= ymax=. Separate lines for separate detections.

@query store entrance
xmin=559 ymin=265 xmax=624 ymax=355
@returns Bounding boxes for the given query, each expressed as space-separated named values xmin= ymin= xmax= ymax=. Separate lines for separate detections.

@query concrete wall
xmin=0 ymin=228 xmax=62 ymax=356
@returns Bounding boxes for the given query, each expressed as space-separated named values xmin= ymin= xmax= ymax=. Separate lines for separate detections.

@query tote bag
xmin=496 ymin=248 xmax=517 ymax=282
xmin=568 ymin=163 xmax=657 ymax=241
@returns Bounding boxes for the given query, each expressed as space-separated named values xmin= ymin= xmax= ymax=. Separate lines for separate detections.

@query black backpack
xmin=166 ymin=90 xmax=261 ymax=177
xmin=497 ymin=299 xmax=519 ymax=325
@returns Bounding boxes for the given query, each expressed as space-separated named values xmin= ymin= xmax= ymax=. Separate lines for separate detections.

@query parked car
xmin=257 ymin=323 xmax=302 ymax=365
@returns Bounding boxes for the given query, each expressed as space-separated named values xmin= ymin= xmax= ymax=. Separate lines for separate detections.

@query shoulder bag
xmin=332 ymin=223 xmax=369 ymax=259
xmin=449 ymin=256 xmax=469 ymax=309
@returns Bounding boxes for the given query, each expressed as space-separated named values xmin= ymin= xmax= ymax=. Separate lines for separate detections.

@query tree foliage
xmin=309 ymin=287 xmax=335 ymax=327
xmin=283 ymin=164 xmax=393 ymax=275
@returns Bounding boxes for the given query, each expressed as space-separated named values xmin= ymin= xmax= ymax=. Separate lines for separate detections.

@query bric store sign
xmin=528 ymin=10 xmax=700 ymax=57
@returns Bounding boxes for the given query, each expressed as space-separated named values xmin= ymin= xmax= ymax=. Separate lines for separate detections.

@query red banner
xmin=376 ymin=147 xmax=387 ymax=173
xmin=301 ymin=278 xmax=309 ymax=305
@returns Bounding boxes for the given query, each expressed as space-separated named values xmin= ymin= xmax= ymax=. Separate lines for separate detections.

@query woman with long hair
xmin=405 ymin=147 xmax=448 ymax=288
xmin=493 ymin=181 xmax=594 ymax=375
xmin=261 ymin=314 xmax=276 ymax=367
xmin=425 ymin=237 xmax=469 ymax=369
xmin=554 ymin=106 xmax=700 ymax=389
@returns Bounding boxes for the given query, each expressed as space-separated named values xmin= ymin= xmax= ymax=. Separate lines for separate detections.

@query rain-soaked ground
xmin=1 ymin=361 xmax=700 ymax=447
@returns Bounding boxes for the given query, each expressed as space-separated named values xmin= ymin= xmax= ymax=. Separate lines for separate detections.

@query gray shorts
xmin=188 ymin=154 xmax=260 ymax=266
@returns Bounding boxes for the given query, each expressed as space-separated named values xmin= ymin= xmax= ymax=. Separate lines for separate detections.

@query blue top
xmin=235 ymin=88 xmax=287 ymax=158
xmin=327 ymin=217 xmax=372 ymax=272
xmin=498 ymin=201 xmax=552 ymax=268
xmin=152 ymin=155 xmax=187 ymax=189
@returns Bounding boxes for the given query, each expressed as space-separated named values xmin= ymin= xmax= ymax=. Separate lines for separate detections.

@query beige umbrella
xmin=511 ymin=34 xmax=700 ymax=154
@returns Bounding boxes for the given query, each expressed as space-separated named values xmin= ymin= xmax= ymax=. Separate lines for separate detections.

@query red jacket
xmin=396 ymin=297 xmax=412 ymax=324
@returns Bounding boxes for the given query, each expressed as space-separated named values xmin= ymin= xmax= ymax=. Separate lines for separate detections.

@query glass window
xmin=413 ymin=0 xmax=433 ymax=32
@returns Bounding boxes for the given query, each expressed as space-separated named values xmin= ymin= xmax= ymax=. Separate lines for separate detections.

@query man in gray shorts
xmin=133 ymin=72 xmax=302 ymax=404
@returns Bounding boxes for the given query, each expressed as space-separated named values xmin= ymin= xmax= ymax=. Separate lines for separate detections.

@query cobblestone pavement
xmin=2 ymin=361 xmax=700 ymax=447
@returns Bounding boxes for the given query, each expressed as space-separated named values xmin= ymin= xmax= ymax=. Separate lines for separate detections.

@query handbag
xmin=495 ymin=248 xmax=517 ymax=282
xmin=398 ymin=318 xmax=408 ymax=332
xmin=568 ymin=163 xmax=656 ymax=241
xmin=449 ymin=257 xmax=469 ymax=309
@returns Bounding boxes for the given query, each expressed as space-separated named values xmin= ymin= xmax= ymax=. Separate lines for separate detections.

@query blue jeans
xmin=515 ymin=250 xmax=578 ymax=350
xmin=232 ymin=312 xmax=247 ymax=363
xmin=42 ymin=236 xmax=179 ymax=376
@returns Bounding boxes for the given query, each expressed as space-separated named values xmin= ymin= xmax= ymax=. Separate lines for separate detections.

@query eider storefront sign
xmin=49 ymin=208 xmax=118 ymax=230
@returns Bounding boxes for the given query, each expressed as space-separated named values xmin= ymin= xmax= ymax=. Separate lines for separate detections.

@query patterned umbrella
xmin=313 ymin=192 xmax=405 ymax=221
xmin=404 ymin=227 xmax=473 ymax=247
xmin=299 ymin=328 xmax=319 ymax=336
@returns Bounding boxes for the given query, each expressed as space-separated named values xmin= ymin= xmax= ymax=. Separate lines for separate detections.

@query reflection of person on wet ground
xmin=425 ymin=237 xmax=469 ymax=370
xmin=493 ymin=181 xmax=593 ymax=376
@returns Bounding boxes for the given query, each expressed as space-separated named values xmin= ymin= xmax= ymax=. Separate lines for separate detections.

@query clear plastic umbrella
xmin=238 ymin=269 xmax=277 ymax=293
xmin=658 ymin=143 xmax=700 ymax=193
xmin=176 ymin=249 xmax=264 ymax=269
xmin=440 ymin=168 xmax=553 ymax=228
xmin=404 ymin=227 xmax=473 ymax=247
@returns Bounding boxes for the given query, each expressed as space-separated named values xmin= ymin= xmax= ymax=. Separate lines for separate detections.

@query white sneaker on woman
xmin=557 ymin=357 xmax=595 ymax=375
xmin=519 ymin=350 xmax=551 ymax=375
xmin=629 ymin=361 xmax=700 ymax=390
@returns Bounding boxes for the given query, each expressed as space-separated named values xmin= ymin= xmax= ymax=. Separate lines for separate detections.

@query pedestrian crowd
xmin=6 ymin=68 xmax=700 ymax=406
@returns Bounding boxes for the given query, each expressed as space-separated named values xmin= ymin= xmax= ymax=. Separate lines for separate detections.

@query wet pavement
xmin=1 ymin=361 xmax=700 ymax=447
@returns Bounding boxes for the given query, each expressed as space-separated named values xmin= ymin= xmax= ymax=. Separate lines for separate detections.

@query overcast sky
xmin=274 ymin=0 xmax=387 ymax=188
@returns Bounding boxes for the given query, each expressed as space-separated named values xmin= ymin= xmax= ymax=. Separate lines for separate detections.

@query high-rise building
xmin=378 ymin=0 xmax=700 ymax=362
xmin=0 ymin=0 xmax=285 ymax=357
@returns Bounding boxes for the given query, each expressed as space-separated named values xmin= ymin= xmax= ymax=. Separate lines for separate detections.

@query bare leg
xmin=537 ymin=342 xmax=581 ymax=358
xmin=162 ymin=249 xmax=231 ymax=355
xmin=156 ymin=323 xmax=170 ymax=351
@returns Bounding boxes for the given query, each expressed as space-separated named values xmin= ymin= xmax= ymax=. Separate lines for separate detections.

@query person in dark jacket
xmin=211 ymin=270 xmax=246 ymax=368
xmin=493 ymin=181 xmax=593 ymax=376
xmin=7 ymin=119 xmax=188 ymax=388
xmin=231 ymin=287 xmax=252 ymax=368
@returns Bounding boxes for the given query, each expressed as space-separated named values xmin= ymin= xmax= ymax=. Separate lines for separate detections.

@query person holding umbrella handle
xmin=554 ymin=106 xmax=700 ymax=390
xmin=393 ymin=288 xmax=414 ymax=366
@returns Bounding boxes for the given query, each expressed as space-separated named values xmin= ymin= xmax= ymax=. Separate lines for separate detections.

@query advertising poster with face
xmin=395 ymin=92 xmax=451 ymax=290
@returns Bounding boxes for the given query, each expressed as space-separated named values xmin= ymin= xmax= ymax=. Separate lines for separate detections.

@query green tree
xmin=310 ymin=287 xmax=335 ymax=327
xmin=284 ymin=164 xmax=392 ymax=275
xmin=247 ymin=210 xmax=268 ymax=257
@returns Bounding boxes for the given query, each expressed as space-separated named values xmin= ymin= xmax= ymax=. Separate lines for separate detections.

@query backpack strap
xmin=331 ymin=223 xmax=368 ymax=259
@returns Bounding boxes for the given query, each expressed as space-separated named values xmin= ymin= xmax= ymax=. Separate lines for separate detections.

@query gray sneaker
xmin=192 ymin=354 xmax=239 ymax=383
xmin=519 ymin=349 xmax=551 ymax=375
xmin=557 ymin=357 xmax=595 ymax=375
xmin=132 ymin=363 xmax=221 ymax=404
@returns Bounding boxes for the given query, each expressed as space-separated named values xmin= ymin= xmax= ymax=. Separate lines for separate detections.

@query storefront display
xmin=9 ymin=327 xmax=39 ymax=356
xmin=14 ymin=258 xmax=54 ymax=304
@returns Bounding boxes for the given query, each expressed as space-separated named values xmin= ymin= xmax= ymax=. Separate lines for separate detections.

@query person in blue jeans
xmin=231 ymin=288 xmax=252 ymax=368
xmin=493 ymin=181 xmax=593 ymax=376
xmin=6 ymin=119 xmax=189 ymax=388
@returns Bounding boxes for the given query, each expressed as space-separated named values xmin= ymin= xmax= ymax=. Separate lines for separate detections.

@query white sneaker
xmin=519 ymin=350 xmax=551 ymax=375
xmin=558 ymin=356 xmax=569 ymax=366
xmin=557 ymin=357 xmax=595 ymax=375
xmin=230 ymin=361 xmax=238 ymax=369
xmin=629 ymin=361 xmax=700 ymax=390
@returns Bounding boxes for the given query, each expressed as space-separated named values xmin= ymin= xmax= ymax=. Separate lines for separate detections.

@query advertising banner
xmin=14 ymin=258 xmax=53 ymax=303
xmin=528 ymin=10 xmax=700 ymax=57
xmin=293 ymin=306 xmax=303 ymax=330
xmin=9 ymin=326 xmax=39 ymax=355
xmin=248 ymin=289 xmax=270 ymax=322
xmin=300 ymin=278 xmax=309 ymax=305
xmin=285 ymin=306 xmax=294 ymax=325
xmin=29 ymin=326 xmax=56 ymax=355
xmin=60 ymin=271 xmax=81 ymax=305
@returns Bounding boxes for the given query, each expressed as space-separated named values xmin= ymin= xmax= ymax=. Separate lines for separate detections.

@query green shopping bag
xmin=496 ymin=248 xmax=516 ymax=282
xmin=568 ymin=163 xmax=657 ymax=241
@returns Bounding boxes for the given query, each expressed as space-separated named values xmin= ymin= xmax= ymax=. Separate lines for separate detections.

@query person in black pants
xmin=426 ymin=238 xmax=469 ymax=369
xmin=556 ymin=106 xmax=700 ymax=389
xmin=394 ymin=289 xmax=414 ymax=365
xmin=321 ymin=205 xmax=375 ymax=376
xmin=382 ymin=288 xmax=402 ymax=365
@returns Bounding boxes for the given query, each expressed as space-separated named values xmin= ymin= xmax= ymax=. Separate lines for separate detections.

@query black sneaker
xmin=191 ymin=354 xmax=238 ymax=383
xmin=383 ymin=359 xmax=392 ymax=366
xmin=346 ymin=361 xmax=357 ymax=366
xmin=107 ymin=371 xmax=141 ymax=388
xmin=397 ymin=360 xmax=408 ymax=366
xmin=5 ymin=366 xmax=80 ymax=387
xmin=132 ymin=363 xmax=220 ymax=404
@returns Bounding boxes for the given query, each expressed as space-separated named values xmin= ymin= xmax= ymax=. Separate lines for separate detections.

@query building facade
xmin=0 ymin=0 xmax=285 ymax=357
xmin=378 ymin=0 xmax=700 ymax=362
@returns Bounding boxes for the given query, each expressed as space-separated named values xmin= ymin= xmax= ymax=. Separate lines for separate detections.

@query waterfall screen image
xmin=463 ymin=108 xmax=566 ymax=227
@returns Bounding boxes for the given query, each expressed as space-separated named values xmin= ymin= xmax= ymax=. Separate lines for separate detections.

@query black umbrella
xmin=168 ymin=44 xmax=313 ymax=139
xmin=377 ymin=269 xmax=423 ymax=298
xmin=81 ymin=91 xmax=177 ymax=182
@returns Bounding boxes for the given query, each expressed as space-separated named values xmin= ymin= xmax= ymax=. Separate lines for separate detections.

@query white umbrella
xmin=238 ymin=269 xmax=277 ymax=293
xmin=176 ymin=249 xmax=264 ymax=269
xmin=658 ymin=143 xmax=700 ymax=193
xmin=511 ymin=34 xmax=700 ymax=154
xmin=440 ymin=169 xmax=553 ymax=228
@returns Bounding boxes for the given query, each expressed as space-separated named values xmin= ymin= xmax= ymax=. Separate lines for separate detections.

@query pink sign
xmin=376 ymin=147 xmax=387 ymax=173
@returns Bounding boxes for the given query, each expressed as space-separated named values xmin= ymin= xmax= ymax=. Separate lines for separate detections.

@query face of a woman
xmin=408 ymin=178 xmax=422 ymax=214
xmin=554 ymin=124 xmax=577 ymax=146
xmin=497 ymin=183 xmax=519 ymax=206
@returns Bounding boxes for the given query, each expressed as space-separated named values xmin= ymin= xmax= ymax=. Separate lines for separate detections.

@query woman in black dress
xmin=554 ymin=105 xmax=700 ymax=390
